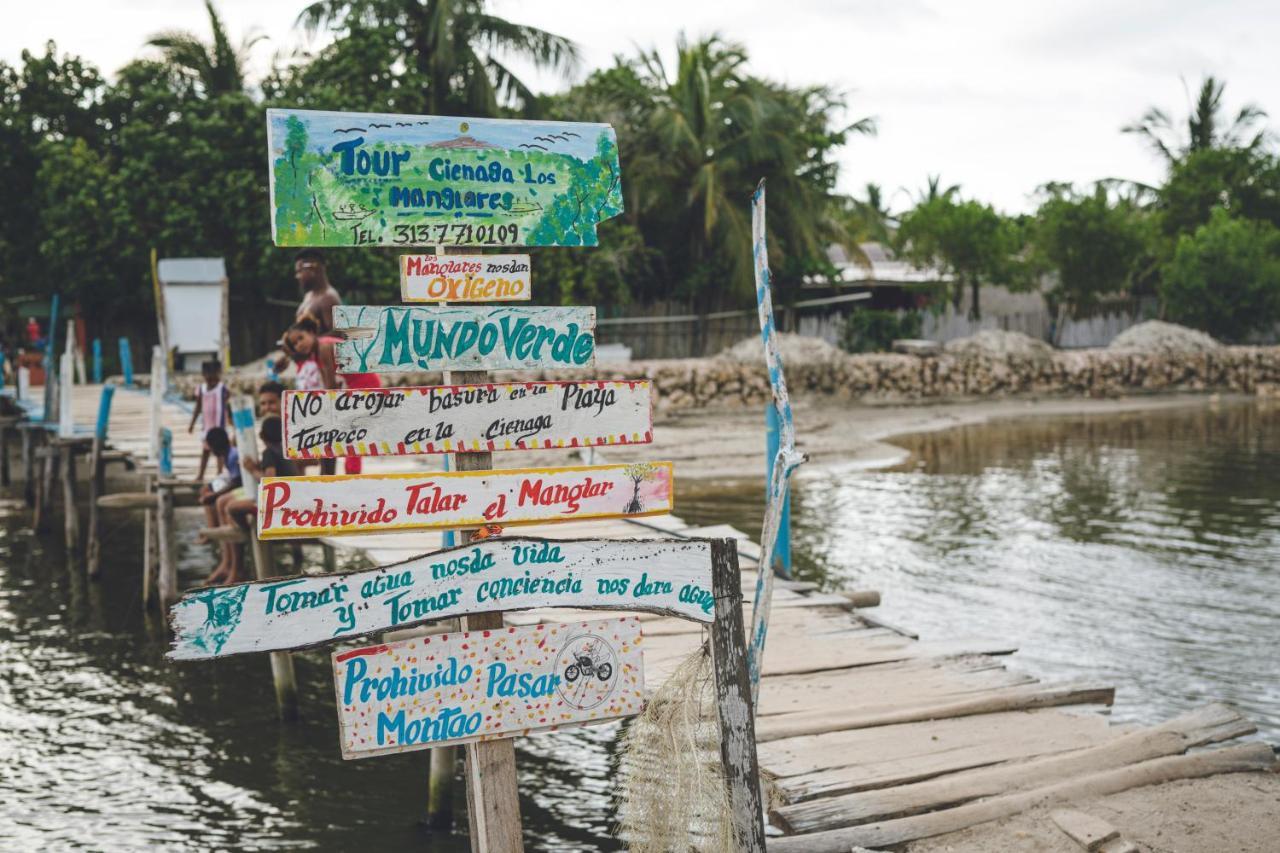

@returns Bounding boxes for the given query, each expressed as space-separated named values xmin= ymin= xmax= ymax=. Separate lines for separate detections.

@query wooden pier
xmin=2 ymin=379 xmax=1274 ymax=851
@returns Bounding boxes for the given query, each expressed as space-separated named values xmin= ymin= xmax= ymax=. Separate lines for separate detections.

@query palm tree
xmin=296 ymin=0 xmax=578 ymax=114
xmin=145 ymin=0 xmax=263 ymax=96
xmin=1123 ymin=75 xmax=1268 ymax=164
xmin=914 ymin=173 xmax=960 ymax=205
xmin=635 ymin=34 xmax=875 ymax=303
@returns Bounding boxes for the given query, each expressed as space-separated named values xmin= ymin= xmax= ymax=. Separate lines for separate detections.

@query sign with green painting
xmin=267 ymin=109 xmax=624 ymax=248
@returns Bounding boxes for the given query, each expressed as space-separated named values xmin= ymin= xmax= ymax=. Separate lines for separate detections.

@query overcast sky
xmin=4 ymin=0 xmax=1278 ymax=213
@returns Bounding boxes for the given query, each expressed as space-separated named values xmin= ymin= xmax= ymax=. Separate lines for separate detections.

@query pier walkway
xmin=2 ymin=379 xmax=1273 ymax=851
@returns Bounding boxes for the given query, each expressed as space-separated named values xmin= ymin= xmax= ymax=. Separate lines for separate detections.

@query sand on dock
xmin=905 ymin=771 xmax=1280 ymax=853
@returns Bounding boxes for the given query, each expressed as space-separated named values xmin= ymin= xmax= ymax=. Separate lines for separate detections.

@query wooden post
xmin=141 ymin=474 xmax=157 ymax=607
xmin=156 ymin=484 xmax=176 ymax=607
xmin=0 ymin=418 xmax=9 ymax=487
xmin=34 ymin=437 xmax=56 ymax=533
xmin=709 ymin=538 xmax=767 ymax=853
xmin=148 ymin=346 xmax=164 ymax=462
xmin=220 ymin=276 xmax=231 ymax=370
xmin=21 ymin=426 xmax=35 ymax=507
xmin=43 ymin=293 xmax=60 ymax=424
xmin=454 ymin=367 xmax=525 ymax=853
xmin=61 ymin=442 xmax=79 ymax=554
xmin=231 ymin=395 xmax=299 ymax=721
xmin=87 ymin=384 xmax=115 ymax=578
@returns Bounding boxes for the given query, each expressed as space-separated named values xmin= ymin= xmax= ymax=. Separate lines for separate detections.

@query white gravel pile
xmin=943 ymin=329 xmax=1053 ymax=360
xmin=1108 ymin=321 xmax=1220 ymax=354
xmin=717 ymin=332 xmax=846 ymax=365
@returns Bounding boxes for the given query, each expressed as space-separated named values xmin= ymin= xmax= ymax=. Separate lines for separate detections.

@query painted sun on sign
xmin=267 ymin=109 xmax=624 ymax=248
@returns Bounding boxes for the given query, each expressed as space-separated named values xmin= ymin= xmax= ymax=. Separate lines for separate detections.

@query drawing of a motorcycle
xmin=563 ymin=644 xmax=613 ymax=683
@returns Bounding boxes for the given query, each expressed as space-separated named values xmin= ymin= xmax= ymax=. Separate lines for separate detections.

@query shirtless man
xmin=274 ymin=248 xmax=342 ymax=373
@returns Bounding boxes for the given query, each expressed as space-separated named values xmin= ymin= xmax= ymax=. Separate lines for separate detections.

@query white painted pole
xmin=58 ymin=352 xmax=74 ymax=438
xmin=149 ymin=345 xmax=163 ymax=462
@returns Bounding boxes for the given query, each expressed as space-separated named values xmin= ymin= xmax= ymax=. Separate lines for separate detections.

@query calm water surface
xmin=2 ymin=399 xmax=1277 ymax=849
xmin=680 ymin=398 xmax=1280 ymax=741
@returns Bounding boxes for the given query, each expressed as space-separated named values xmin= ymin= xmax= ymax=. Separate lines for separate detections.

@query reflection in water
xmin=0 ymin=500 xmax=621 ymax=851
xmin=679 ymin=401 xmax=1280 ymax=740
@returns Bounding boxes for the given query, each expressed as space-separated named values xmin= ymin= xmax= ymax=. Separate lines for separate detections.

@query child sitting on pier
xmin=214 ymin=415 xmax=296 ymax=584
xmin=188 ymin=360 xmax=229 ymax=481
xmin=282 ymin=314 xmax=381 ymax=475
xmin=258 ymin=380 xmax=284 ymax=419
xmin=199 ymin=427 xmax=242 ymax=584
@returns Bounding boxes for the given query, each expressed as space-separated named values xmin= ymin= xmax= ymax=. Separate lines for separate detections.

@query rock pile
xmin=716 ymin=333 xmax=845 ymax=366
xmin=1109 ymin=321 xmax=1220 ymax=354
xmin=944 ymin=329 xmax=1053 ymax=361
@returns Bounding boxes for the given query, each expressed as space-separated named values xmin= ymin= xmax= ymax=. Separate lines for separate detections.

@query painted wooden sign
xmin=332 ymin=617 xmax=644 ymax=759
xmin=282 ymin=380 xmax=652 ymax=460
xmin=166 ymin=537 xmax=714 ymax=660
xmin=333 ymin=305 xmax=595 ymax=373
xmin=400 ymin=254 xmax=531 ymax=302
xmin=267 ymin=109 xmax=623 ymax=248
xmin=256 ymin=462 xmax=674 ymax=540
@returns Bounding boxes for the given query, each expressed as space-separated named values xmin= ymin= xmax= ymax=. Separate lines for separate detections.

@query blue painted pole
xmin=92 ymin=338 xmax=103 ymax=384
xmin=159 ymin=427 xmax=173 ymax=476
xmin=43 ymin=294 xmax=61 ymax=422
xmin=118 ymin=338 xmax=134 ymax=387
xmin=765 ymin=404 xmax=793 ymax=578
xmin=0 ymin=348 xmax=6 ymax=391
xmin=95 ymin=383 xmax=116 ymax=441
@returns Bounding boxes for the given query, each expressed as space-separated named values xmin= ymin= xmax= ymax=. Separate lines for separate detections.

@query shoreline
xmin=535 ymin=391 xmax=1248 ymax=481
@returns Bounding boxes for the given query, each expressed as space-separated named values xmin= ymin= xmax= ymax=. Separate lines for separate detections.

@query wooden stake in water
xmin=231 ymin=396 xmax=299 ymax=720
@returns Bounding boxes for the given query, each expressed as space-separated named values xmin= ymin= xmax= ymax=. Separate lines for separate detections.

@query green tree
xmin=145 ymin=0 xmax=263 ymax=96
xmin=1159 ymin=207 xmax=1280 ymax=341
xmin=895 ymin=197 xmax=1025 ymax=320
xmin=1030 ymin=185 xmax=1147 ymax=317
xmin=296 ymin=0 xmax=578 ymax=115
xmin=1123 ymin=75 xmax=1268 ymax=165
xmin=1159 ymin=147 xmax=1280 ymax=238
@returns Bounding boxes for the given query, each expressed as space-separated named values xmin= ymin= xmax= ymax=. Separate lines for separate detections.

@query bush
xmin=1159 ymin=207 xmax=1280 ymax=342
xmin=840 ymin=309 xmax=923 ymax=353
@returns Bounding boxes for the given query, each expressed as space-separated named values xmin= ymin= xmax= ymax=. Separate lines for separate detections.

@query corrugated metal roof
xmin=157 ymin=257 xmax=226 ymax=285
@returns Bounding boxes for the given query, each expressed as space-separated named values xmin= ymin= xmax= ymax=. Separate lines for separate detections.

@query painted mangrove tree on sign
xmin=268 ymin=109 xmax=624 ymax=247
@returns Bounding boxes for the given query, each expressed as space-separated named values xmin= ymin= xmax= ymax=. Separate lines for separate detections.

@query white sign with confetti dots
xmin=282 ymin=380 xmax=652 ymax=460
xmin=331 ymin=617 xmax=645 ymax=759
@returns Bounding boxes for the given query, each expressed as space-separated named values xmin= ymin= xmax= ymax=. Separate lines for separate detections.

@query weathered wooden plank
xmin=1051 ymin=809 xmax=1120 ymax=851
xmin=331 ymin=617 xmax=645 ymax=760
xmin=333 ymin=305 xmax=596 ymax=373
xmin=771 ymin=703 xmax=1254 ymax=833
xmin=767 ymin=742 xmax=1277 ymax=852
xmin=400 ymin=254 xmax=531 ymax=302
xmin=282 ymin=380 xmax=652 ymax=459
xmin=766 ymin=711 xmax=1117 ymax=803
xmin=756 ymin=681 xmax=1115 ymax=742
xmin=267 ymin=109 xmax=622 ymax=248
xmin=755 ymin=658 xmax=1035 ymax=718
xmin=167 ymin=536 xmax=715 ymax=660
xmin=256 ymin=462 xmax=674 ymax=539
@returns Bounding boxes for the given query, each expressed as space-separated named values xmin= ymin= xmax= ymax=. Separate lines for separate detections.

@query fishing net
xmin=616 ymin=645 xmax=733 ymax=852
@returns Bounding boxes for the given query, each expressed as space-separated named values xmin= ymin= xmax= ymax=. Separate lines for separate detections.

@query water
xmin=0 ymin=503 xmax=623 ymax=851
xmin=679 ymin=398 xmax=1280 ymax=741
xmin=3 ymin=399 xmax=1277 ymax=849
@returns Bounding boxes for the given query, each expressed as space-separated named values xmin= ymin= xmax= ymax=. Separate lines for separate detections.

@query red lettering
xmin=260 ymin=481 xmax=292 ymax=529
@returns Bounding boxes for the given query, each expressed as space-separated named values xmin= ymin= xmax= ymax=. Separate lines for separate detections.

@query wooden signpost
xmin=167 ymin=537 xmax=716 ymax=660
xmin=266 ymin=109 xmax=623 ymax=248
xmin=333 ymin=617 xmax=645 ymax=759
xmin=333 ymin=305 xmax=596 ymax=373
xmin=281 ymin=380 xmax=653 ymax=459
xmin=167 ymin=107 xmax=765 ymax=853
xmin=401 ymin=254 xmax=531 ymax=302
xmin=256 ymin=462 xmax=674 ymax=539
